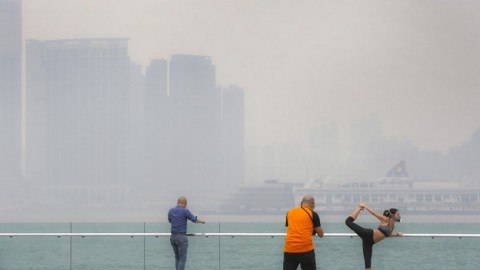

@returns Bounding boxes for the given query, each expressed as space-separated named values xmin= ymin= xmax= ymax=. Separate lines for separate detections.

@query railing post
xmin=444 ymin=224 xmax=448 ymax=270
xmin=218 ymin=222 xmax=221 ymax=270
xmin=70 ymin=223 xmax=72 ymax=270
xmin=143 ymin=222 xmax=146 ymax=270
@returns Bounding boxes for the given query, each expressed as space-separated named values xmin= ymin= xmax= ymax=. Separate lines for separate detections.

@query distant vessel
xmin=218 ymin=161 xmax=480 ymax=215
xmin=295 ymin=161 xmax=480 ymax=214
xmin=216 ymin=179 xmax=298 ymax=214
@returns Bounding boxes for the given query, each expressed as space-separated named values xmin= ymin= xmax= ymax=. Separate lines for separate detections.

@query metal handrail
xmin=1 ymin=232 xmax=479 ymax=238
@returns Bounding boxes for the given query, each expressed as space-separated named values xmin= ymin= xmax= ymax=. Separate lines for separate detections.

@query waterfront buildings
xmin=144 ymin=55 xmax=245 ymax=205
xmin=220 ymin=85 xmax=245 ymax=193
xmin=25 ymin=48 xmax=245 ymax=210
xmin=0 ymin=0 xmax=23 ymax=212
xmin=26 ymin=39 xmax=133 ymax=205
xmin=0 ymin=0 xmax=22 ymax=183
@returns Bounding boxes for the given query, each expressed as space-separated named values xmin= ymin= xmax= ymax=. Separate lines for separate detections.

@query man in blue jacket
xmin=168 ymin=196 xmax=206 ymax=270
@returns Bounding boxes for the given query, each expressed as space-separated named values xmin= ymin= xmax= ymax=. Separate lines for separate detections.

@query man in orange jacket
xmin=283 ymin=195 xmax=324 ymax=270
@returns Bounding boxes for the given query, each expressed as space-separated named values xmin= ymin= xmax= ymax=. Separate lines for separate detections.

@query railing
xmin=2 ymin=232 xmax=480 ymax=238
xmin=1 ymin=223 xmax=479 ymax=269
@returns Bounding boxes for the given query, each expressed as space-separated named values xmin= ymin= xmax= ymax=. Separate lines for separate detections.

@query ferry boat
xmin=218 ymin=161 xmax=480 ymax=215
xmin=293 ymin=161 xmax=480 ymax=214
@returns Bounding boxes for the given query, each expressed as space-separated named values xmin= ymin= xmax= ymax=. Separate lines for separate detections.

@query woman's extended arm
xmin=359 ymin=202 xmax=388 ymax=223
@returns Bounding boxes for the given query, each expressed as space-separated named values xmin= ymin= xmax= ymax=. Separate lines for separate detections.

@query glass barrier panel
xmin=71 ymin=223 xmax=145 ymax=269
xmin=0 ymin=223 xmax=70 ymax=269
xmin=218 ymin=222 xmax=285 ymax=269
xmin=1 ymin=222 xmax=480 ymax=269
xmin=445 ymin=223 xmax=480 ymax=269
xmin=145 ymin=222 xmax=221 ymax=269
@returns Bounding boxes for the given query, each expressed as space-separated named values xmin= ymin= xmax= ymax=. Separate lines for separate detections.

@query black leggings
xmin=345 ymin=216 xmax=374 ymax=268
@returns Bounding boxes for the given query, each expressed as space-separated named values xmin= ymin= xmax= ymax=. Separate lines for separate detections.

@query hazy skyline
xmin=22 ymin=0 xmax=480 ymax=154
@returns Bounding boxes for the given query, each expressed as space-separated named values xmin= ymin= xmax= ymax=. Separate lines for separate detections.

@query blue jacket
xmin=168 ymin=205 xmax=198 ymax=234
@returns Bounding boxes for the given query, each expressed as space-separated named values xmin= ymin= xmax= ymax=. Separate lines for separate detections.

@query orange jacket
xmin=284 ymin=207 xmax=315 ymax=253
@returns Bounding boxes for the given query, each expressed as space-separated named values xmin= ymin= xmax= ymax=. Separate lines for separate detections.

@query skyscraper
xmin=144 ymin=59 xmax=169 ymax=184
xmin=168 ymin=55 xmax=223 ymax=199
xmin=220 ymin=85 xmax=245 ymax=190
xmin=26 ymin=38 xmax=132 ymax=206
xmin=143 ymin=55 xmax=245 ymax=207
xmin=0 ymin=0 xmax=22 ymax=183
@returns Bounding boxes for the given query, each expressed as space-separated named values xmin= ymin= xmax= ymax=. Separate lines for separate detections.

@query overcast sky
xmin=23 ymin=0 xmax=480 ymax=153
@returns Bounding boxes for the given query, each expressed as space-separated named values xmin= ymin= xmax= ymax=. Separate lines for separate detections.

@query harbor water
xmin=0 ymin=222 xmax=479 ymax=269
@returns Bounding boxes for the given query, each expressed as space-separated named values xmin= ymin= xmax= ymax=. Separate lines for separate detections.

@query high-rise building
xmin=128 ymin=61 xmax=146 ymax=183
xmin=143 ymin=55 xmax=245 ymax=207
xmin=0 ymin=0 xmax=22 ymax=183
xmin=26 ymin=38 xmax=132 ymax=206
xmin=145 ymin=55 xmax=245 ymax=203
xmin=220 ymin=85 xmax=245 ymax=190
xmin=168 ymin=55 xmax=223 ymax=199
xmin=144 ymin=59 xmax=169 ymax=184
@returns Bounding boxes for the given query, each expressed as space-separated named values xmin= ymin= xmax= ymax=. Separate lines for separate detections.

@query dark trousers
xmin=345 ymin=216 xmax=374 ymax=268
xmin=170 ymin=234 xmax=189 ymax=270
xmin=283 ymin=249 xmax=316 ymax=270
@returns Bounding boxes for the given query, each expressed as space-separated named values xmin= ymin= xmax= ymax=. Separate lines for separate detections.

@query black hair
xmin=383 ymin=208 xmax=398 ymax=218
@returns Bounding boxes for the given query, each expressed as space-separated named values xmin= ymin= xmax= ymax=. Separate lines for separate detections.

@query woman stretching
xmin=345 ymin=202 xmax=402 ymax=269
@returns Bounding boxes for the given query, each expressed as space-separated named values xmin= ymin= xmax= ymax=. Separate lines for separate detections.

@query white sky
xmin=23 ymin=0 xmax=480 ymax=153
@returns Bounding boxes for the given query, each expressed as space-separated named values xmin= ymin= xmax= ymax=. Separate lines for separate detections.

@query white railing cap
xmin=0 ymin=232 xmax=479 ymax=238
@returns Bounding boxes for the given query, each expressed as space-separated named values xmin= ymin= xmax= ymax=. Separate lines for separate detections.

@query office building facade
xmin=26 ymin=38 xmax=132 ymax=205
xmin=145 ymin=55 xmax=244 ymax=204
xmin=0 ymin=0 xmax=22 ymax=183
